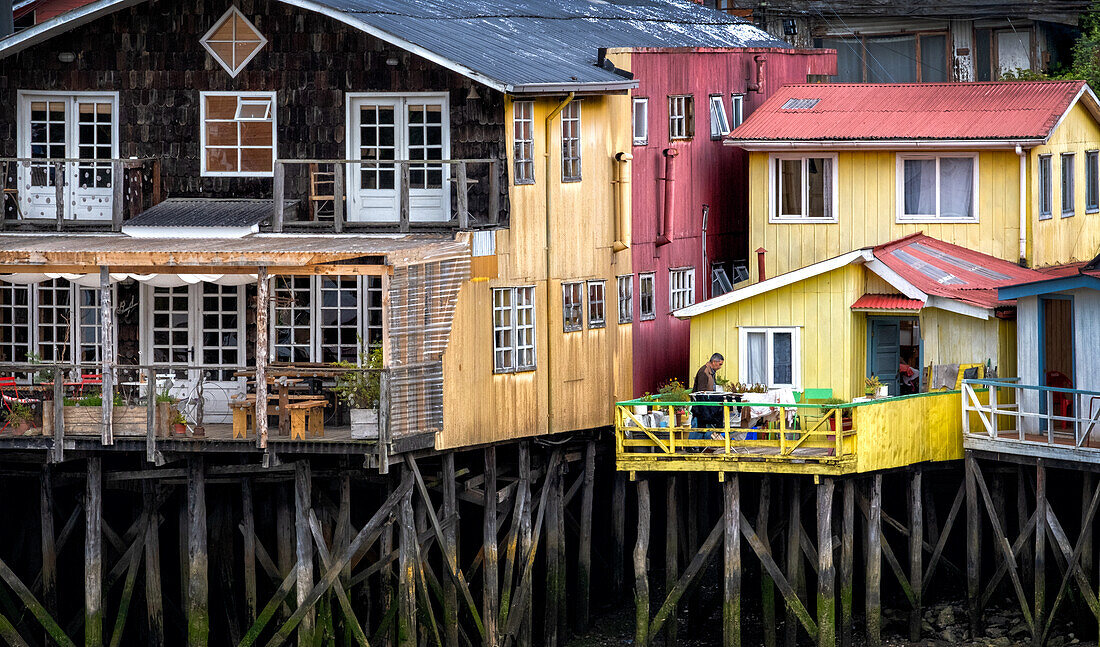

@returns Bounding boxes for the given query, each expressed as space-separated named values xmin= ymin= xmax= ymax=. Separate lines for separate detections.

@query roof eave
xmin=725 ymin=138 xmax=1048 ymax=150
xmin=509 ymin=80 xmax=638 ymax=95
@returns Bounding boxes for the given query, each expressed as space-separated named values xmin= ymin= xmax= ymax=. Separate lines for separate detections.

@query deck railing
xmin=963 ymin=378 xmax=1100 ymax=451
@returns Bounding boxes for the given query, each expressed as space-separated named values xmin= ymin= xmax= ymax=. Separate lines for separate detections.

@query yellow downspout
xmin=544 ymin=92 xmax=574 ymax=436
xmin=612 ymin=152 xmax=632 ymax=253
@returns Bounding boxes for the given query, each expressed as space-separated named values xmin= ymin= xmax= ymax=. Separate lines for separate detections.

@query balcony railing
xmin=1 ymin=157 xmax=162 ymax=231
xmin=963 ymin=378 xmax=1100 ymax=454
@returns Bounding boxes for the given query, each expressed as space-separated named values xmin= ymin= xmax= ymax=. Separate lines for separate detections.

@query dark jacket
xmin=692 ymin=364 xmax=716 ymax=393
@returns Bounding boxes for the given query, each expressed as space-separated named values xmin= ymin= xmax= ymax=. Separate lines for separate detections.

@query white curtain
xmin=904 ymin=159 xmax=936 ymax=216
xmin=939 ymin=157 xmax=974 ymax=219
xmin=0 ymin=273 xmax=258 ymax=286
xmin=746 ymin=331 xmax=766 ymax=385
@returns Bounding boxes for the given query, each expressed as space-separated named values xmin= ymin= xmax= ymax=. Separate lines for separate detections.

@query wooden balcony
xmin=615 ymin=390 xmax=967 ymax=476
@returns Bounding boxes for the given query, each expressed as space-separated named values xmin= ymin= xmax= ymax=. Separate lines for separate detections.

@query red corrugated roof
xmin=851 ymin=294 xmax=924 ymax=311
xmin=729 ymin=81 xmax=1091 ymax=142
xmin=872 ymin=234 xmax=1048 ymax=309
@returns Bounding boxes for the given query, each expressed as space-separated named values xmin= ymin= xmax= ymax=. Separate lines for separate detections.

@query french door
xmin=18 ymin=93 xmax=118 ymax=220
xmin=347 ymin=94 xmax=450 ymax=223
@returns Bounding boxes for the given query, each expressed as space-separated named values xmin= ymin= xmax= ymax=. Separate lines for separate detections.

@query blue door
xmin=868 ymin=318 xmax=901 ymax=396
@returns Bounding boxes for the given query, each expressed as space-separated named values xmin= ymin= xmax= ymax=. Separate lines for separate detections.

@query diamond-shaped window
xmin=201 ymin=6 xmax=267 ymax=78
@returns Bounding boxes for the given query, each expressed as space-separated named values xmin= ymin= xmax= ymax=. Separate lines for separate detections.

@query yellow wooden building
xmin=727 ymin=81 xmax=1100 ymax=281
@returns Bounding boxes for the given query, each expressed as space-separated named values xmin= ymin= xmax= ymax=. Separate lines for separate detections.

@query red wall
xmin=629 ymin=47 xmax=835 ymax=396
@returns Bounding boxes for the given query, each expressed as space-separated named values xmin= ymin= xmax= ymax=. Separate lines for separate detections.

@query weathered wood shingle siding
xmin=0 ymin=0 xmax=508 ymax=223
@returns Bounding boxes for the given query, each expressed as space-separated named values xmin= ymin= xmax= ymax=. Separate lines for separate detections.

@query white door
xmin=347 ymin=94 xmax=450 ymax=223
xmin=19 ymin=94 xmax=117 ymax=220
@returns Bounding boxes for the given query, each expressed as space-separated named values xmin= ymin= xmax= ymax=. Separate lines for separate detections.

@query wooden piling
xmin=518 ymin=443 xmax=534 ymax=646
xmin=840 ymin=480 xmax=854 ymax=647
xmin=187 ymin=457 xmax=208 ymax=647
xmin=907 ymin=470 xmax=923 ymax=641
xmin=86 ymin=456 xmax=103 ymax=647
xmin=39 ymin=465 xmax=57 ymax=625
xmin=759 ymin=476 xmax=776 ymax=647
xmin=397 ymin=479 xmax=416 ymax=647
xmin=277 ymin=484 xmax=294 ymax=619
xmin=818 ymin=478 xmax=836 ymax=647
xmin=295 ymin=461 xmax=315 ymax=646
xmin=255 ymin=267 xmax=269 ymax=449
xmin=577 ymin=439 xmax=595 ymax=632
xmin=613 ymin=472 xmax=626 ymax=595
xmin=484 ymin=446 xmax=499 ymax=647
xmin=724 ymin=475 xmax=741 ymax=647
xmin=99 ymin=267 xmax=114 ymax=445
xmin=785 ymin=479 xmax=804 ymax=647
xmin=966 ymin=456 xmax=981 ymax=639
xmin=545 ymin=459 xmax=565 ymax=647
xmin=381 ymin=504 xmax=395 ymax=647
xmin=1083 ymin=472 xmax=1096 ymax=636
xmin=1034 ymin=460 xmax=1046 ymax=647
xmin=866 ymin=474 xmax=882 ymax=647
xmin=635 ymin=479 xmax=651 ymax=647
xmin=242 ymin=479 xmax=257 ymax=625
xmin=144 ymin=481 xmax=164 ymax=647
xmin=442 ymin=452 xmax=460 ymax=647
xmin=665 ymin=475 xmax=678 ymax=647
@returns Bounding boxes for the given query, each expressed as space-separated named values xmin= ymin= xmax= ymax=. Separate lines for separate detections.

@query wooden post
xmin=724 ymin=475 xmax=741 ymax=647
xmin=187 ymin=457 xmax=208 ymax=647
xmin=484 ymin=447 xmax=499 ymax=647
xmin=151 ymin=159 xmax=162 ymax=205
xmin=966 ymin=456 xmax=981 ymax=639
xmin=40 ymin=465 xmax=58 ymax=633
xmin=545 ymin=461 xmax=562 ymax=647
xmin=111 ymin=160 xmax=124 ymax=231
xmin=1082 ymin=472 xmax=1095 ymax=633
xmin=818 ymin=478 xmax=836 ymax=647
xmin=255 ymin=268 xmax=269 ymax=449
xmin=577 ymin=440 xmax=595 ymax=632
xmin=100 ymin=266 xmax=114 ymax=445
xmin=1034 ymin=460 xmax=1046 ymax=647
xmin=555 ymin=457 xmax=567 ymax=643
xmin=295 ymin=462 xmax=314 ymax=647
xmin=785 ymin=480 xmax=803 ymax=647
xmin=634 ymin=479 xmax=651 ymax=647
xmin=52 ymin=370 xmax=64 ymax=463
xmin=242 ymin=479 xmax=257 ymax=625
xmin=378 ymin=371 xmax=391 ymax=472
xmin=333 ymin=163 xmax=345 ymax=233
xmin=442 ymin=453 xmax=459 ymax=647
xmin=665 ymin=476 xmax=678 ymax=647
xmin=488 ymin=159 xmax=500 ymax=224
xmin=759 ymin=476 xmax=776 ymax=647
xmin=273 ymin=161 xmax=284 ymax=232
xmin=518 ymin=443 xmax=533 ymax=646
xmin=909 ymin=470 xmax=923 ymax=641
xmin=398 ymin=479 xmax=416 ymax=647
xmin=144 ymin=481 xmax=164 ymax=647
xmin=145 ymin=367 xmax=156 ymax=463
xmin=399 ymin=162 xmax=411 ymax=233
xmin=866 ymin=475 xmax=882 ymax=647
xmin=86 ymin=456 xmax=104 ymax=647
xmin=456 ymin=162 xmax=469 ymax=228
xmin=840 ymin=480 xmax=854 ymax=647
xmin=613 ymin=472 xmax=626 ymax=595
xmin=54 ymin=161 xmax=64 ymax=230
xmin=381 ymin=514 xmax=395 ymax=647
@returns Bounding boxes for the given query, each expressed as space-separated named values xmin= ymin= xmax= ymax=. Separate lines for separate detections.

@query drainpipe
xmin=756 ymin=247 xmax=768 ymax=281
xmin=701 ymin=204 xmax=710 ymax=297
xmin=612 ymin=152 xmax=632 ymax=253
xmin=1017 ymin=144 xmax=1028 ymax=266
xmin=746 ymin=55 xmax=767 ymax=93
xmin=657 ymin=148 xmax=679 ymax=247
xmin=544 ymin=92 xmax=574 ymax=436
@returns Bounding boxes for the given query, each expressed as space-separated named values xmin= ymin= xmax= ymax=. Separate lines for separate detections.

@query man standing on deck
xmin=692 ymin=353 xmax=724 ymax=393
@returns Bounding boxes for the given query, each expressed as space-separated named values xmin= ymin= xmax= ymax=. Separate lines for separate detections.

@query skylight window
xmin=201 ymin=6 xmax=267 ymax=78
xmin=781 ymin=98 xmax=820 ymax=110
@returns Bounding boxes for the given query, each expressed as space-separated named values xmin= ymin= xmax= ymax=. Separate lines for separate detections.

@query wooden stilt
xmin=381 ymin=501 xmax=395 ymax=647
xmin=1034 ymin=460 xmax=1046 ymax=647
xmin=241 ymin=479 xmax=257 ymax=626
xmin=398 ymin=478 xmax=417 ymax=647
xmin=1017 ymin=466 xmax=1032 ymax=593
xmin=295 ymin=461 xmax=315 ymax=647
xmin=818 ymin=478 xmax=835 ymax=647
xmin=577 ymin=439 xmax=595 ymax=632
xmin=545 ymin=459 xmax=564 ymax=647
xmin=187 ymin=457 xmax=208 ymax=647
xmin=484 ymin=447 xmax=499 ymax=647
xmin=840 ymin=480 xmax=854 ymax=647
xmin=649 ymin=519 xmax=724 ymax=638
xmin=144 ymin=481 xmax=164 ymax=647
xmin=785 ymin=479 xmax=803 ymax=647
xmin=724 ymin=475 xmax=741 ymax=647
xmin=1082 ymin=472 xmax=1095 ymax=633
xmin=966 ymin=455 xmax=981 ymax=639
xmin=99 ymin=267 xmax=114 ymax=445
xmin=665 ymin=475 xmax=678 ymax=647
xmin=518 ymin=444 xmax=533 ymax=646
xmin=87 ymin=456 xmax=104 ymax=647
xmin=442 ymin=453 xmax=460 ymax=647
xmin=759 ymin=476 xmax=776 ymax=647
xmin=337 ymin=474 xmax=353 ymax=645
xmin=255 ymin=267 xmax=269 ymax=449
xmin=40 ymin=465 xmax=57 ymax=630
xmin=555 ymin=462 xmax=567 ymax=644
xmin=909 ymin=470 xmax=923 ymax=642
xmin=866 ymin=474 xmax=882 ymax=647
xmin=613 ymin=472 xmax=626 ymax=595
xmin=635 ymin=479 xmax=651 ymax=647
xmin=179 ymin=489 xmax=189 ymax=620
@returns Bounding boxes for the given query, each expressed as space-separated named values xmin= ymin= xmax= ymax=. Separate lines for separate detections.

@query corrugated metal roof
xmin=850 ymin=293 xmax=923 ymax=311
xmin=729 ymin=81 xmax=1093 ymax=142
xmin=123 ymin=199 xmax=274 ymax=228
xmin=0 ymin=0 xmax=792 ymax=92
xmin=872 ymin=234 xmax=1047 ymax=309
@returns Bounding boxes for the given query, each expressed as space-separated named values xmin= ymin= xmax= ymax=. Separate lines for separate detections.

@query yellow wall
xmin=1030 ymin=102 xmax=1100 ymax=267
xmin=919 ymin=308 xmax=1016 ymax=377
xmin=438 ymin=89 xmax=634 ymax=449
xmin=747 ymin=149 xmax=1022 ymax=281
xmin=852 ymin=391 xmax=964 ymax=472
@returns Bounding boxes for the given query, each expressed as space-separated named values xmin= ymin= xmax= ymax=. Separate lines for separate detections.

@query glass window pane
xmin=904 ymin=158 xmax=936 ymax=216
xmin=919 ymin=35 xmax=948 ymax=82
xmin=746 ymin=332 xmax=766 ymax=385
xmin=807 ymin=158 xmax=831 ymax=219
xmin=778 ymin=159 xmax=802 ymax=216
xmin=866 ymin=35 xmax=917 ymax=83
xmin=939 ymin=157 xmax=974 ymax=219
xmin=772 ymin=332 xmax=793 ymax=385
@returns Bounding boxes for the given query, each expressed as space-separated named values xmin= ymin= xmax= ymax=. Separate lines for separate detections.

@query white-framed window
xmin=1039 ymin=154 xmax=1052 ymax=219
xmin=669 ymin=95 xmax=694 ymax=140
xmin=144 ymin=283 xmax=245 ymax=380
xmin=896 ymin=154 xmax=978 ymax=223
xmin=709 ymin=95 xmax=730 ymax=139
xmin=669 ymin=267 xmax=695 ymax=311
xmin=633 ymin=98 xmax=649 ymax=146
xmin=200 ymin=6 xmax=267 ymax=77
xmin=492 ymin=286 xmax=536 ymax=373
xmin=1062 ymin=152 xmax=1076 ymax=217
xmin=561 ymin=102 xmax=582 ymax=182
xmin=639 ymin=272 xmax=656 ymax=321
xmin=770 ymin=154 xmax=837 ymax=222
xmin=731 ymin=94 xmax=744 ymax=129
xmin=513 ymin=101 xmax=535 ymax=185
xmin=562 ymin=282 xmax=583 ymax=332
xmin=271 ymin=275 xmax=383 ymax=364
xmin=739 ymin=327 xmax=800 ymax=389
xmin=16 ymin=91 xmax=119 ymax=221
xmin=0 ymin=284 xmax=30 ymax=364
xmin=200 ymin=91 xmax=276 ymax=177
xmin=587 ymin=281 xmax=606 ymax=329
xmin=0 ymin=279 xmax=106 ymax=367
xmin=617 ymin=275 xmax=633 ymax=324
xmin=1087 ymin=150 xmax=1099 ymax=213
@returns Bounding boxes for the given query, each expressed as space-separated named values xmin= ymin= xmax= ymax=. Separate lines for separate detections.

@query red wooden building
xmin=626 ymin=46 xmax=835 ymax=395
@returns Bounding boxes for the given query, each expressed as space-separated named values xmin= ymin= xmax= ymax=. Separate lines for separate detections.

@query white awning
xmin=0 ymin=273 xmax=258 ymax=286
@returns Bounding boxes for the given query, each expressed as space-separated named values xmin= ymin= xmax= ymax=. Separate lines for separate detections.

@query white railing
xmin=962 ymin=378 xmax=1100 ymax=449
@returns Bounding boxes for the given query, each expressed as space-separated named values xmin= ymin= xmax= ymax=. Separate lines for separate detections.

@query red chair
xmin=78 ymin=373 xmax=103 ymax=396
xmin=0 ymin=376 xmax=40 ymax=433
xmin=1046 ymin=370 xmax=1074 ymax=427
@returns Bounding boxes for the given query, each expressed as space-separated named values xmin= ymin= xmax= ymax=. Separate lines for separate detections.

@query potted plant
xmin=633 ymin=393 xmax=653 ymax=416
xmin=5 ymin=402 xmax=35 ymax=434
xmin=333 ymin=346 xmax=383 ymax=439
xmin=657 ymin=379 xmax=691 ymax=426
xmin=715 ymin=374 xmax=730 ymax=393
xmin=26 ymin=352 xmax=54 ymax=384
xmin=820 ymin=397 xmax=853 ymax=432
xmin=864 ymin=376 xmax=883 ymax=398
xmin=170 ymin=410 xmax=187 ymax=435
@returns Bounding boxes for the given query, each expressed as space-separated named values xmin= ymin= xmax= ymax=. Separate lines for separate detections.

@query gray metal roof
xmin=0 ymin=0 xmax=792 ymax=92
xmin=123 ymin=199 xmax=274 ymax=228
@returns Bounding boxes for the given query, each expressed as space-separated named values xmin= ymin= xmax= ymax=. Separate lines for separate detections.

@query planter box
xmin=350 ymin=408 xmax=379 ymax=440
xmin=44 ymin=403 xmax=172 ymax=437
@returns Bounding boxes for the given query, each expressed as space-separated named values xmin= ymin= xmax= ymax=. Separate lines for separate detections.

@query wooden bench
xmin=230 ymin=397 xmax=327 ymax=440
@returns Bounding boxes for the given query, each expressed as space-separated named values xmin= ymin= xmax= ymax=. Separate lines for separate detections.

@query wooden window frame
xmin=668 ymin=95 xmax=694 ymax=140
xmin=769 ymin=153 xmax=839 ymax=223
xmin=1061 ymin=152 xmax=1076 ymax=218
xmin=587 ymin=280 xmax=606 ymax=329
xmin=633 ymin=97 xmax=649 ymax=146
xmin=513 ymin=100 xmax=535 ymax=185
xmin=492 ymin=286 xmax=536 ymax=374
xmin=200 ymin=91 xmax=277 ymax=178
xmin=1038 ymin=154 xmax=1053 ymax=220
xmin=562 ymin=282 xmax=584 ymax=332
xmin=895 ymin=153 xmax=979 ymax=224
xmin=738 ymin=326 xmax=801 ymax=390
xmin=200 ymin=6 xmax=267 ymax=78
xmin=731 ymin=94 xmax=744 ymax=129
xmin=271 ymin=275 xmax=383 ymax=364
xmin=617 ymin=274 xmax=633 ymax=324
xmin=1086 ymin=150 xmax=1099 ymax=213
xmin=821 ymin=31 xmax=950 ymax=83
xmin=669 ymin=267 xmax=695 ymax=312
xmin=639 ymin=272 xmax=656 ymax=321
xmin=561 ymin=102 xmax=582 ymax=182
xmin=709 ymin=95 xmax=730 ymax=140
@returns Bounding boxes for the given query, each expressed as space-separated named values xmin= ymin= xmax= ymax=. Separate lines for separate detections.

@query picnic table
xmin=232 ymin=370 xmax=329 ymax=440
